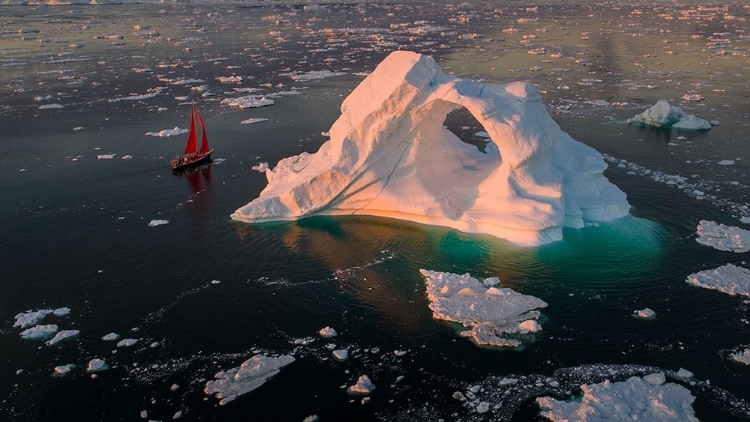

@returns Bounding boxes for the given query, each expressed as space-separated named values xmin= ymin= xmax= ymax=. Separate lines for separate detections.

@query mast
xmin=197 ymin=110 xmax=210 ymax=154
xmin=184 ymin=103 xmax=198 ymax=155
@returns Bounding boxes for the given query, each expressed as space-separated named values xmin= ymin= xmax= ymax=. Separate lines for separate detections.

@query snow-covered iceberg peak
xmin=232 ymin=51 xmax=630 ymax=246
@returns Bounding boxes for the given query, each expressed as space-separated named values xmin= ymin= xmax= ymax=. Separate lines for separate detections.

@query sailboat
xmin=170 ymin=103 xmax=214 ymax=170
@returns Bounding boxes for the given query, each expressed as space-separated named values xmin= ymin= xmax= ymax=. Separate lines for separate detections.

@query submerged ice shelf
xmin=232 ymin=51 xmax=629 ymax=246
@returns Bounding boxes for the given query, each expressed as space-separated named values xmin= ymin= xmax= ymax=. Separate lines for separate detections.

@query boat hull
xmin=171 ymin=150 xmax=213 ymax=171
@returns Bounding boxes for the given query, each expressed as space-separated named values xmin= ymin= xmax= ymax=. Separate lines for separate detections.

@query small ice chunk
xmin=240 ymin=118 xmax=269 ymax=125
xmin=148 ymin=219 xmax=169 ymax=227
xmin=252 ymin=162 xmax=269 ymax=172
xmin=53 ymin=307 xmax=71 ymax=316
xmin=303 ymin=415 xmax=319 ymax=422
xmin=97 ymin=154 xmax=116 ymax=160
xmin=47 ymin=329 xmax=80 ymax=346
xmin=731 ymin=349 xmax=750 ymax=365
xmin=347 ymin=375 xmax=376 ymax=395
xmin=393 ymin=350 xmax=407 ymax=357
xmin=628 ymin=100 xmax=710 ymax=130
xmin=53 ymin=364 xmax=76 ymax=377
xmin=318 ymin=326 xmax=337 ymax=338
xmin=718 ymin=160 xmax=735 ymax=166
xmin=20 ymin=324 xmax=58 ymax=341
xmin=102 ymin=332 xmax=120 ymax=341
xmin=476 ymin=401 xmax=490 ymax=413
xmin=634 ymin=308 xmax=656 ymax=319
xmin=86 ymin=358 xmax=109 ymax=373
xmin=332 ymin=349 xmax=349 ymax=361
xmin=686 ymin=264 xmax=750 ymax=297
xmin=204 ymin=354 xmax=295 ymax=405
xmin=145 ymin=127 xmax=189 ymax=138
xmin=117 ymin=338 xmax=138 ymax=347
xmin=675 ymin=368 xmax=694 ymax=379
xmin=221 ymin=95 xmax=273 ymax=109
xmin=643 ymin=372 xmax=665 ymax=386
xmin=14 ymin=309 xmax=53 ymax=328
xmin=173 ymin=411 xmax=183 ymax=419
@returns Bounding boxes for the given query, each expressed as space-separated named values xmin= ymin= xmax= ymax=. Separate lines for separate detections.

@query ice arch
xmin=231 ymin=51 xmax=629 ymax=246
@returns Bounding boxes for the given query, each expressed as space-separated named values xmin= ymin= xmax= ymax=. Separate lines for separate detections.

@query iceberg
xmin=232 ymin=51 xmax=629 ymax=246
xmin=420 ymin=269 xmax=547 ymax=347
xmin=627 ymin=100 xmax=711 ymax=130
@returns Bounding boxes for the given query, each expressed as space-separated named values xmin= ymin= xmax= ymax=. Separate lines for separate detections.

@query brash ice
xmin=232 ymin=51 xmax=630 ymax=246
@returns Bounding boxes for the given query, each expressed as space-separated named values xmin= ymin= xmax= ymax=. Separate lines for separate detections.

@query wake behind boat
xmin=171 ymin=104 xmax=213 ymax=170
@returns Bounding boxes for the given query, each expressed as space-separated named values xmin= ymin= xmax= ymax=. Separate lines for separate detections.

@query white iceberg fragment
xmin=53 ymin=364 xmax=76 ymax=377
xmin=318 ymin=326 xmax=337 ymax=338
xmin=117 ymin=338 xmax=138 ymax=347
xmin=232 ymin=51 xmax=629 ymax=246
xmin=53 ymin=307 xmax=71 ymax=316
xmin=537 ymin=375 xmax=699 ymax=421
xmin=686 ymin=264 xmax=750 ymax=297
xmin=731 ymin=348 xmax=750 ymax=365
xmin=221 ymin=96 xmax=273 ymax=109
xmin=717 ymin=159 xmax=735 ymax=166
xmin=283 ymin=70 xmax=348 ymax=82
xmin=86 ymin=358 xmax=109 ymax=373
xmin=347 ymin=375 xmax=376 ymax=395
xmin=97 ymin=154 xmax=116 ymax=160
xmin=420 ymin=269 xmax=547 ymax=347
xmin=675 ymin=368 xmax=694 ymax=379
xmin=696 ymin=220 xmax=750 ymax=252
xmin=47 ymin=329 xmax=80 ymax=346
xmin=145 ymin=127 xmax=189 ymax=137
xmin=252 ymin=162 xmax=269 ymax=172
xmin=20 ymin=324 xmax=59 ymax=341
xmin=102 ymin=332 xmax=120 ymax=341
xmin=627 ymin=100 xmax=711 ymax=130
xmin=240 ymin=118 xmax=269 ymax=125
xmin=204 ymin=354 xmax=295 ymax=406
xmin=14 ymin=309 xmax=53 ymax=328
xmin=332 ymin=349 xmax=349 ymax=361
xmin=634 ymin=308 xmax=656 ymax=319
xmin=148 ymin=219 xmax=169 ymax=227
xmin=39 ymin=104 xmax=64 ymax=109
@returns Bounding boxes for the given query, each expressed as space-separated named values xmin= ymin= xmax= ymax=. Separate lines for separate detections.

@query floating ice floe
xmin=217 ymin=76 xmax=242 ymax=84
xmin=145 ymin=127 xmax=189 ymax=137
xmin=627 ymin=100 xmax=711 ymax=130
xmin=347 ymin=375 xmax=376 ymax=395
xmin=731 ymin=348 xmax=750 ymax=365
xmin=695 ymin=220 xmax=750 ymax=252
xmin=420 ymin=269 xmax=547 ymax=347
xmin=537 ymin=374 xmax=698 ymax=421
xmin=102 ymin=332 xmax=120 ymax=341
xmin=332 ymin=349 xmax=349 ymax=361
xmin=147 ymin=219 xmax=169 ymax=227
xmin=47 ymin=329 xmax=80 ymax=346
xmin=232 ymin=51 xmax=629 ymax=246
xmin=20 ymin=324 xmax=58 ymax=341
xmin=283 ymin=70 xmax=348 ymax=82
xmin=53 ymin=364 xmax=76 ymax=377
xmin=39 ymin=104 xmax=63 ymax=109
xmin=686 ymin=264 xmax=750 ymax=297
xmin=240 ymin=118 xmax=269 ymax=125
xmin=117 ymin=338 xmax=138 ymax=347
xmin=221 ymin=95 xmax=274 ymax=109
xmin=109 ymin=92 xmax=159 ymax=103
xmin=204 ymin=354 xmax=295 ymax=405
xmin=634 ymin=308 xmax=656 ymax=319
xmin=97 ymin=154 xmax=116 ymax=160
xmin=318 ymin=326 xmax=337 ymax=338
xmin=86 ymin=359 xmax=109 ymax=373
xmin=14 ymin=309 xmax=53 ymax=328
xmin=718 ymin=159 xmax=735 ymax=166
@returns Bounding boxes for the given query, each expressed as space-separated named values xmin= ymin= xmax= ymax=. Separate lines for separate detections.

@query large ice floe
xmin=696 ymin=220 xmax=750 ymax=253
xmin=686 ymin=264 xmax=750 ymax=297
xmin=536 ymin=373 xmax=699 ymax=421
xmin=420 ymin=269 xmax=546 ymax=347
xmin=232 ymin=51 xmax=630 ymax=246
xmin=627 ymin=100 xmax=712 ymax=130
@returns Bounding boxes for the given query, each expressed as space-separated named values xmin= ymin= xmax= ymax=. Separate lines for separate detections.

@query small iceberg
xmin=627 ymin=100 xmax=711 ymax=130
xmin=634 ymin=308 xmax=656 ymax=319
xmin=537 ymin=374 xmax=698 ymax=421
xmin=86 ymin=359 xmax=109 ymax=373
xmin=14 ymin=309 xmax=53 ymax=328
xmin=20 ymin=324 xmax=58 ymax=341
xmin=318 ymin=326 xmax=337 ymax=338
xmin=145 ymin=127 xmax=189 ymax=138
xmin=347 ymin=375 xmax=376 ymax=395
xmin=731 ymin=348 xmax=750 ymax=365
xmin=47 ymin=329 xmax=80 ymax=346
xmin=420 ymin=270 xmax=547 ymax=347
xmin=686 ymin=264 xmax=750 ymax=297
xmin=204 ymin=354 xmax=295 ymax=405
xmin=148 ymin=219 xmax=169 ymax=227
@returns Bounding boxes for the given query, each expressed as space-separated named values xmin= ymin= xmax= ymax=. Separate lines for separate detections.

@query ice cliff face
xmin=232 ymin=51 xmax=630 ymax=246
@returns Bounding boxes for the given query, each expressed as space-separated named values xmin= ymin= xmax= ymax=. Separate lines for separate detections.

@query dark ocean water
xmin=1 ymin=2 xmax=749 ymax=421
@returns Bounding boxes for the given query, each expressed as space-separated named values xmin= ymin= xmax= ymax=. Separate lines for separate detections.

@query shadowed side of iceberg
xmin=231 ymin=51 xmax=630 ymax=246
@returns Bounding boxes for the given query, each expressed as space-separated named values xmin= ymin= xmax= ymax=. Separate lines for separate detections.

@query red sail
xmin=197 ymin=110 xmax=210 ymax=154
xmin=184 ymin=104 xmax=198 ymax=155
